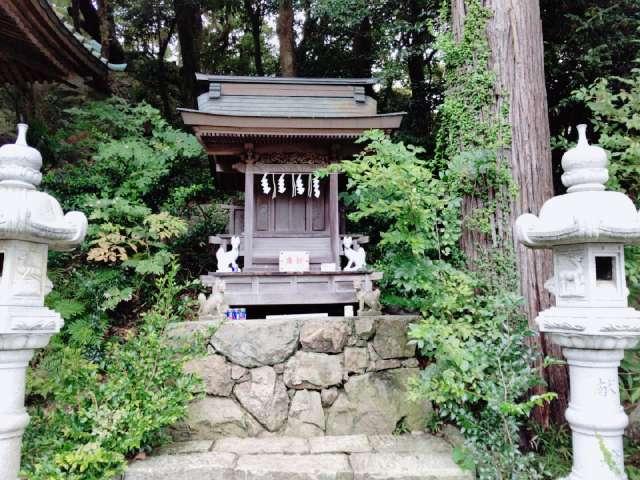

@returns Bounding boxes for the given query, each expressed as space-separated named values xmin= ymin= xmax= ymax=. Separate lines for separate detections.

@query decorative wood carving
xmin=256 ymin=152 xmax=329 ymax=165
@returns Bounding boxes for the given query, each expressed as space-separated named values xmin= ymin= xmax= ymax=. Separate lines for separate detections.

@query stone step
xmin=122 ymin=434 xmax=472 ymax=480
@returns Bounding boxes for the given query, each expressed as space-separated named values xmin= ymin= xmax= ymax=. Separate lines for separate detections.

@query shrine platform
xmin=201 ymin=270 xmax=382 ymax=307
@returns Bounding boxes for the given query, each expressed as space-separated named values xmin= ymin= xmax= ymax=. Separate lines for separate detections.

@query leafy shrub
xmin=20 ymin=98 xmax=218 ymax=479
xmin=331 ymin=130 xmax=554 ymax=478
xmin=22 ymin=266 xmax=205 ymax=480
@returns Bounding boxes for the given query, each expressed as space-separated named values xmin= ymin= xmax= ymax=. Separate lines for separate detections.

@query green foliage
xmin=435 ymin=0 xmax=514 ymax=246
xmin=44 ymin=98 xmax=203 ymax=209
xmin=22 ymin=266 xmax=206 ymax=480
xmin=530 ymin=424 xmax=572 ymax=478
xmin=332 ymin=128 xmax=553 ymax=478
xmin=408 ymin=277 xmax=553 ymax=479
xmin=578 ymin=65 xmax=640 ymax=477
xmin=329 ymin=1 xmax=555 ymax=476
xmin=324 ymin=130 xmax=462 ymax=309
xmin=21 ymin=98 xmax=218 ymax=479
xmin=542 ymin=0 xmax=640 ymax=152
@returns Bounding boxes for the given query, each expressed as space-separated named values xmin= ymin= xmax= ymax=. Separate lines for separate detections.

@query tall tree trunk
xmin=157 ymin=20 xmax=176 ymax=118
xmin=352 ymin=16 xmax=373 ymax=78
xmin=96 ymin=0 xmax=111 ymax=60
xmin=175 ymin=0 xmax=203 ymax=108
xmin=452 ymin=0 xmax=568 ymax=425
xmin=277 ymin=0 xmax=296 ymax=76
xmin=405 ymin=0 xmax=430 ymax=137
xmin=407 ymin=52 xmax=428 ymax=135
xmin=244 ymin=0 xmax=264 ymax=76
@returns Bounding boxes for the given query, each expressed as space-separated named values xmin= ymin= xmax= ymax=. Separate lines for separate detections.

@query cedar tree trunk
xmin=277 ymin=0 xmax=296 ymax=76
xmin=452 ymin=0 xmax=568 ymax=425
xmin=175 ymin=0 xmax=203 ymax=108
xmin=244 ymin=0 xmax=265 ymax=76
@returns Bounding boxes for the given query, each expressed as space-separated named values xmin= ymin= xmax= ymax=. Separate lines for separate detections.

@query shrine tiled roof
xmin=186 ymin=75 xmax=384 ymax=119
xmin=180 ymin=75 xmax=404 ymax=143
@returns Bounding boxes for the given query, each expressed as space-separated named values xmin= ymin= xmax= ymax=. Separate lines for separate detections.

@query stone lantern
xmin=0 ymin=124 xmax=87 ymax=479
xmin=517 ymin=124 xmax=640 ymax=479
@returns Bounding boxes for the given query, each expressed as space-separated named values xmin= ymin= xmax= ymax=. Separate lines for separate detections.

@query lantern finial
xmin=0 ymin=123 xmax=43 ymax=188
xmin=561 ymin=124 xmax=608 ymax=193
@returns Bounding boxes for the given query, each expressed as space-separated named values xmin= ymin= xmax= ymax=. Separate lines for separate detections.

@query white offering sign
xmin=279 ymin=251 xmax=310 ymax=272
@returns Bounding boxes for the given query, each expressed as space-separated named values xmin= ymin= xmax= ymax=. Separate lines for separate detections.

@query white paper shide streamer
xmin=261 ymin=173 xmax=271 ymax=194
xmin=259 ymin=173 xmax=321 ymax=198
xmin=296 ymin=174 xmax=305 ymax=195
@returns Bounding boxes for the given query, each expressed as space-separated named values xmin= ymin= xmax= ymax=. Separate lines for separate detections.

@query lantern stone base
xmin=559 ymin=347 xmax=631 ymax=480
xmin=0 ymin=328 xmax=62 ymax=480
xmin=0 ymin=347 xmax=35 ymax=480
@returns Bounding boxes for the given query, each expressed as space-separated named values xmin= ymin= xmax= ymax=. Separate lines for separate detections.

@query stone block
xmin=321 ymin=387 xmax=339 ymax=408
xmin=353 ymin=317 xmax=376 ymax=342
xmin=234 ymin=454 xmax=353 ymax=480
xmin=166 ymin=320 xmax=221 ymax=340
xmin=401 ymin=358 xmax=419 ymax=368
xmin=372 ymin=317 xmax=416 ymax=359
xmin=285 ymin=390 xmax=325 ymax=437
xmin=211 ymin=318 xmax=300 ymax=367
xmin=367 ymin=359 xmax=401 ymax=372
xmin=325 ymin=369 xmax=429 ymax=436
xmin=234 ymin=366 xmax=289 ymax=432
xmin=213 ymin=436 xmax=309 ymax=455
xmin=300 ymin=318 xmax=351 ymax=353
xmin=350 ymin=452 xmax=472 ymax=480
xmin=231 ymin=364 xmax=249 ymax=381
xmin=308 ymin=435 xmax=371 ymax=454
xmin=369 ymin=433 xmax=453 ymax=454
xmin=284 ymin=351 xmax=343 ymax=390
xmin=344 ymin=347 xmax=368 ymax=374
xmin=154 ymin=440 xmax=213 ymax=456
xmin=179 ymin=397 xmax=263 ymax=440
xmin=184 ymin=354 xmax=233 ymax=396
xmin=123 ymin=452 xmax=236 ymax=480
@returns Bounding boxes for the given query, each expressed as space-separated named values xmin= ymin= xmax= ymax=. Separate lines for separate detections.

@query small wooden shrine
xmin=180 ymin=75 xmax=404 ymax=311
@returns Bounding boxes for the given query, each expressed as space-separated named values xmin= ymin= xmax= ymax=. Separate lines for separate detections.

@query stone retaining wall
xmin=168 ymin=315 xmax=430 ymax=441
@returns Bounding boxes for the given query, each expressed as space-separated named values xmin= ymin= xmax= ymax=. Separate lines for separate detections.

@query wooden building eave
xmin=0 ymin=0 xmax=110 ymax=89
xmin=180 ymin=109 xmax=404 ymax=143
xmin=195 ymin=74 xmax=379 ymax=85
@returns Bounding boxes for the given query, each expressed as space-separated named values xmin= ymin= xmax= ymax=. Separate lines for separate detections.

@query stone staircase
xmin=122 ymin=315 xmax=471 ymax=479
xmin=123 ymin=434 xmax=471 ymax=479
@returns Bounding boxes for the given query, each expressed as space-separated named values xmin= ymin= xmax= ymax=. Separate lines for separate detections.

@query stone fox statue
xmin=198 ymin=279 xmax=229 ymax=319
xmin=342 ymin=236 xmax=366 ymax=271
xmin=354 ymin=279 xmax=382 ymax=316
xmin=216 ymin=236 xmax=241 ymax=272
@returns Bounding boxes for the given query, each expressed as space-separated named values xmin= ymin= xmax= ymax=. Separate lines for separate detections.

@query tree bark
xmin=352 ymin=16 xmax=374 ymax=78
xmin=96 ymin=0 xmax=111 ymax=60
xmin=405 ymin=0 xmax=431 ymax=137
xmin=277 ymin=0 xmax=296 ymax=76
xmin=452 ymin=0 xmax=568 ymax=425
xmin=157 ymin=20 xmax=176 ymax=118
xmin=244 ymin=0 xmax=264 ymax=76
xmin=175 ymin=0 xmax=203 ymax=108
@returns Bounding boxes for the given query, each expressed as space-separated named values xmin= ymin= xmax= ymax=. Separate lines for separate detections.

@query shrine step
xmin=121 ymin=434 xmax=472 ymax=480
